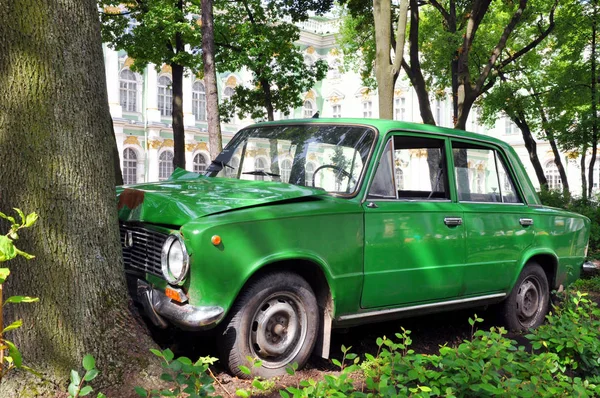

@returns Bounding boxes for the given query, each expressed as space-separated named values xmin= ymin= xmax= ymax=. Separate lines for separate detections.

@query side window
xmin=368 ymin=135 xmax=449 ymax=200
xmin=452 ymin=142 xmax=522 ymax=203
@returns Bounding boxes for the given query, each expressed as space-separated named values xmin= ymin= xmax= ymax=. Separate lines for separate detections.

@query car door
xmin=451 ymin=139 xmax=536 ymax=295
xmin=361 ymin=133 xmax=466 ymax=309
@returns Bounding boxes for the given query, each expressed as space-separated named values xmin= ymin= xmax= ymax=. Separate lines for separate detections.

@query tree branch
xmin=497 ymin=0 xmax=558 ymax=71
xmin=392 ymin=0 xmax=409 ymax=74
xmin=427 ymin=0 xmax=450 ymax=24
xmin=475 ymin=0 xmax=526 ymax=93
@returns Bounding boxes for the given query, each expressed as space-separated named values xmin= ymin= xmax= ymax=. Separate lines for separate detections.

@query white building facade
xmin=104 ymin=16 xmax=592 ymax=196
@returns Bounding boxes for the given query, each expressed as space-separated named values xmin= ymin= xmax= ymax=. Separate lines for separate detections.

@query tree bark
xmin=373 ymin=0 xmax=408 ymax=119
xmin=0 ymin=1 xmax=156 ymax=395
xmin=589 ymin=0 xmax=598 ymax=197
xmin=202 ymin=0 xmax=223 ymax=160
xmin=172 ymin=62 xmax=186 ymax=169
xmin=402 ymin=0 xmax=435 ymax=126
xmin=511 ymin=112 xmax=548 ymax=189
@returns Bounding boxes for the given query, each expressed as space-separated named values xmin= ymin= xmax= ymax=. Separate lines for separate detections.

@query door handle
xmin=366 ymin=202 xmax=378 ymax=209
xmin=519 ymin=218 xmax=534 ymax=227
xmin=444 ymin=217 xmax=463 ymax=226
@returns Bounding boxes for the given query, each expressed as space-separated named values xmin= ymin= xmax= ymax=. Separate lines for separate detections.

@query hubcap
xmin=516 ymin=277 xmax=542 ymax=326
xmin=250 ymin=293 xmax=307 ymax=368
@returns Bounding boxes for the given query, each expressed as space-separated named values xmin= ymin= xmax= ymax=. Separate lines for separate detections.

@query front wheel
xmin=218 ymin=271 xmax=319 ymax=378
xmin=502 ymin=263 xmax=549 ymax=331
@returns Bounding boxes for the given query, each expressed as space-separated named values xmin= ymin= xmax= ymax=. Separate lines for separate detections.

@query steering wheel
xmin=311 ymin=164 xmax=357 ymax=190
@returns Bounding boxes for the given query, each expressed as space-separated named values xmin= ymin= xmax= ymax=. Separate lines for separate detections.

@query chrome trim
xmin=337 ymin=293 xmax=506 ymax=321
xmin=583 ymin=261 xmax=598 ymax=273
xmin=161 ymin=234 xmax=190 ymax=286
xmin=444 ymin=217 xmax=463 ymax=226
xmin=137 ymin=280 xmax=224 ymax=330
xmin=459 ymin=201 xmax=525 ymax=206
xmin=519 ymin=218 xmax=534 ymax=226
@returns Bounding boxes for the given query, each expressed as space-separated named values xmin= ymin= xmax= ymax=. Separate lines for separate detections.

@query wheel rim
xmin=515 ymin=275 xmax=544 ymax=327
xmin=249 ymin=292 xmax=307 ymax=368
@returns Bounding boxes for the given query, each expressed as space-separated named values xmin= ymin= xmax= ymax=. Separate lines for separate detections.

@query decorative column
xmin=104 ymin=45 xmax=122 ymax=118
xmin=146 ymin=129 xmax=162 ymax=181
xmin=183 ymin=72 xmax=195 ymax=127
xmin=145 ymin=64 xmax=162 ymax=123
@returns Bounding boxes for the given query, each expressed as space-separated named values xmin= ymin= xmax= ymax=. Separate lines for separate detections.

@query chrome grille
xmin=120 ymin=224 xmax=168 ymax=277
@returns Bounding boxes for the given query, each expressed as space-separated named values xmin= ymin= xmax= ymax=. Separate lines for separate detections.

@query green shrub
xmin=572 ymin=275 xmax=600 ymax=292
xmin=526 ymin=290 xmax=600 ymax=377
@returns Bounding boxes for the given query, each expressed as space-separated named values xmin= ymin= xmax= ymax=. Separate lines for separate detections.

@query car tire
xmin=218 ymin=271 xmax=319 ymax=379
xmin=502 ymin=262 xmax=550 ymax=331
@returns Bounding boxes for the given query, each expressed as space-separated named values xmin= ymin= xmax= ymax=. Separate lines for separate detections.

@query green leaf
xmin=4 ymin=296 xmax=39 ymax=305
xmin=25 ymin=212 xmax=38 ymax=227
xmin=163 ymin=348 xmax=174 ymax=362
xmin=68 ymin=383 xmax=78 ymax=397
xmin=236 ymin=389 xmax=250 ymax=398
xmin=5 ymin=340 xmax=22 ymax=368
xmin=83 ymin=354 xmax=96 ymax=371
xmin=83 ymin=369 xmax=99 ymax=382
xmin=239 ymin=365 xmax=251 ymax=375
xmin=252 ymin=378 xmax=266 ymax=390
xmin=14 ymin=208 xmax=25 ymax=224
xmin=150 ymin=348 xmax=163 ymax=358
xmin=79 ymin=385 xmax=93 ymax=396
xmin=98 ymin=393 xmax=107 ymax=398
xmin=134 ymin=386 xmax=149 ymax=397
xmin=70 ymin=369 xmax=81 ymax=386
xmin=14 ymin=248 xmax=35 ymax=260
xmin=2 ymin=319 xmax=22 ymax=333
xmin=0 ymin=237 xmax=16 ymax=262
xmin=0 ymin=268 xmax=9 ymax=283
xmin=0 ymin=212 xmax=16 ymax=224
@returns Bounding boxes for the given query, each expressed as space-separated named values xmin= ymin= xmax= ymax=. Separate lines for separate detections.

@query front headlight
xmin=161 ymin=234 xmax=189 ymax=285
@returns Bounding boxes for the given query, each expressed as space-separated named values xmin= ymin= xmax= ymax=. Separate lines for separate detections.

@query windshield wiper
xmin=210 ymin=160 xmax=234 ymax=171
xmin=242 ymin=170 xmax=281 ymax=177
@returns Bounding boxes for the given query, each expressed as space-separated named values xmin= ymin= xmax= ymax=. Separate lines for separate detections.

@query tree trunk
xmin=111 ymin=116 xmax=124 ymax=186
xmin=582 ymin=148 xmax=588 ymax=201
xmin=589 ymin=1 xmax=598 ymax=197
xmin=538 ymin=109 xmax=570 ymax=194
xmin=0 ymin=1 xmax=156 ymax=395
xmin=512 ymin=112 xmax=548 ymax=189
xmin=172 ymin=62 xmax=186 ymax=170
xmin=402 ymin=0 xmax=435 ymax=126
xmin=202 ymin=0 xmax=223 ymax=160
xmin=260 ymin=78 xmax=275 ymax=121
xmin=374 ymin=0 xmax=408 ymax=119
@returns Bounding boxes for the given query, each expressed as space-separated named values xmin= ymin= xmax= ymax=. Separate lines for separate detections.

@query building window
xmin=224 ymin=86 xmax=235 ymax=100
xmin=158 ymin=75 xmax=172 ymax=117
xmin=435 ymin=99 xmax=442 ymax=125
xmin=395 ymin=167 xmax=404 ymax=189
xmin=544 ymin=161 xmax=562 ymax=191
xmin=362 ymin=101 xmax=372 ymax=118
xmin=332 ymin=104 xmax=341 ymax=118
xmin=304 ymin=54 xmax=314 ymax=66
xmin=303 ymin=100 xmax=314 ymax=118
xmin=158 ymin=150 xmax=174 ymax=181
xmin=281 ymin=159 xmax=292 ymax=183
xmin=122 ymin=148 xmax=138 ymax=185
xmin=225 ymin=156 xmax=240 ymax=178
xmin=192 ymin=81 xmax=207 ymax=121
xmin=120 ymin=69 xmax=138 ymax=112
xmin=193 ymin=153 xmax=208 ymax=173
xmin=505 ymin=118 xmax=517 ymax=135
xmin=394 ymin=97 xmax=406 ymax=121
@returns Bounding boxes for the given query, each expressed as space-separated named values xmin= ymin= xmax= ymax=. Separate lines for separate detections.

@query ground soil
xmin=143 ymin=292 xmax=600 ymax=397
xmin=148 ymin=303 xmax=530 ymax=397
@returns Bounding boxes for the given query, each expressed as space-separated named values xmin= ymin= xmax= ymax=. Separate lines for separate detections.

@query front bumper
xmin=136 ymin=279 xmax=224 ymax=331
xmin=582 ymin=261 xmax=599 ymax=276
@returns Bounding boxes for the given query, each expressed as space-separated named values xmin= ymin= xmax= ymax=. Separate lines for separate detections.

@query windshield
xmin=206 ymin=124 xmax=377 ymax=195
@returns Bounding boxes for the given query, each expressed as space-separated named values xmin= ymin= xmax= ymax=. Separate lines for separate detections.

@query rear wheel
xmin=218 ymin=271 xmax=319 ymax=378
xmin=502 ymin=263 xmax=549 ymax=330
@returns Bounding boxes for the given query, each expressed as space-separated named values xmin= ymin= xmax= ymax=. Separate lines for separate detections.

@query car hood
xmin=117 ymin=168 xmax=327 ymax=226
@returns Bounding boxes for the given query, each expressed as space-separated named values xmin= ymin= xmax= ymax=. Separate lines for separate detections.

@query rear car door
xmin=451 ymin=140 xmax=536 ymax=295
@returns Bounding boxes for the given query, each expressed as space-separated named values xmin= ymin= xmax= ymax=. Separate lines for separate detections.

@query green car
xmin=117 ymin=119 xmax=590 ymax=378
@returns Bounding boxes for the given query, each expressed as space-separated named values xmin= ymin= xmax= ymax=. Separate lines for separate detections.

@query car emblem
xmin=124 ymin=230 xmax=134 ymax=248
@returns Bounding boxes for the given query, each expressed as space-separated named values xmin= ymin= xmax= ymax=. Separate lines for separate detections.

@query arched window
xmin=304 ymin=54 xmax=314 ymax=66
xmin=158 ymin=75 xmax=172 ymax=117
xmin=192 ymin=81 xmax=206 ymax=121
xmin=281 ymin=159 xmax=292 ymax=183
xmin=303 ymin=101 xmax=314 ymax=118
xmin=305 ymin=162 xmax=316 ymax=186
xmin=254 ymin=157 xmax=267 ymax=181
xmin=544 ymin=161 xmax=562 ymax=190
xmin=224 ymin=86 xmax=235 ymax=99
xmin=193 ymin=153 xmax=208 ymax=173
xmin=120 ymin=69 xmax=137 ymax=112
xmin=395 ymin=167 xmax=404 ymax=190
xmin=158 ymin=150 xmax=174 ymax=181
xmin=123 ymin=148 xmax=138 ymax=185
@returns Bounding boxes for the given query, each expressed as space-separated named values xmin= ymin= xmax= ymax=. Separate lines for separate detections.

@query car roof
xmin=255 ymin=118 xmax=512 ymax=150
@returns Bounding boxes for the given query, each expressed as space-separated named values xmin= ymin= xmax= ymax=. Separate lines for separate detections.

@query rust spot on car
xmin=117 ymin=188 xmax=145 ymax=210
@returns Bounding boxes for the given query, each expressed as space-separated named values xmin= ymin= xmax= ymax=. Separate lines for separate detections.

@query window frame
xmin=449 ymin=138 xmax=525 ymax=205
xmin=158 ymin=75 xmax=173 ymax=117
xmin=192 ymin=80 xmax=207 ymax=121
xmin=119 ymin=69 xmax=138 ymax=113
xmin=122 ymin=147 xmax=138 ymax=185
xmin=366 ymin=132 xmax=452 ymax=202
